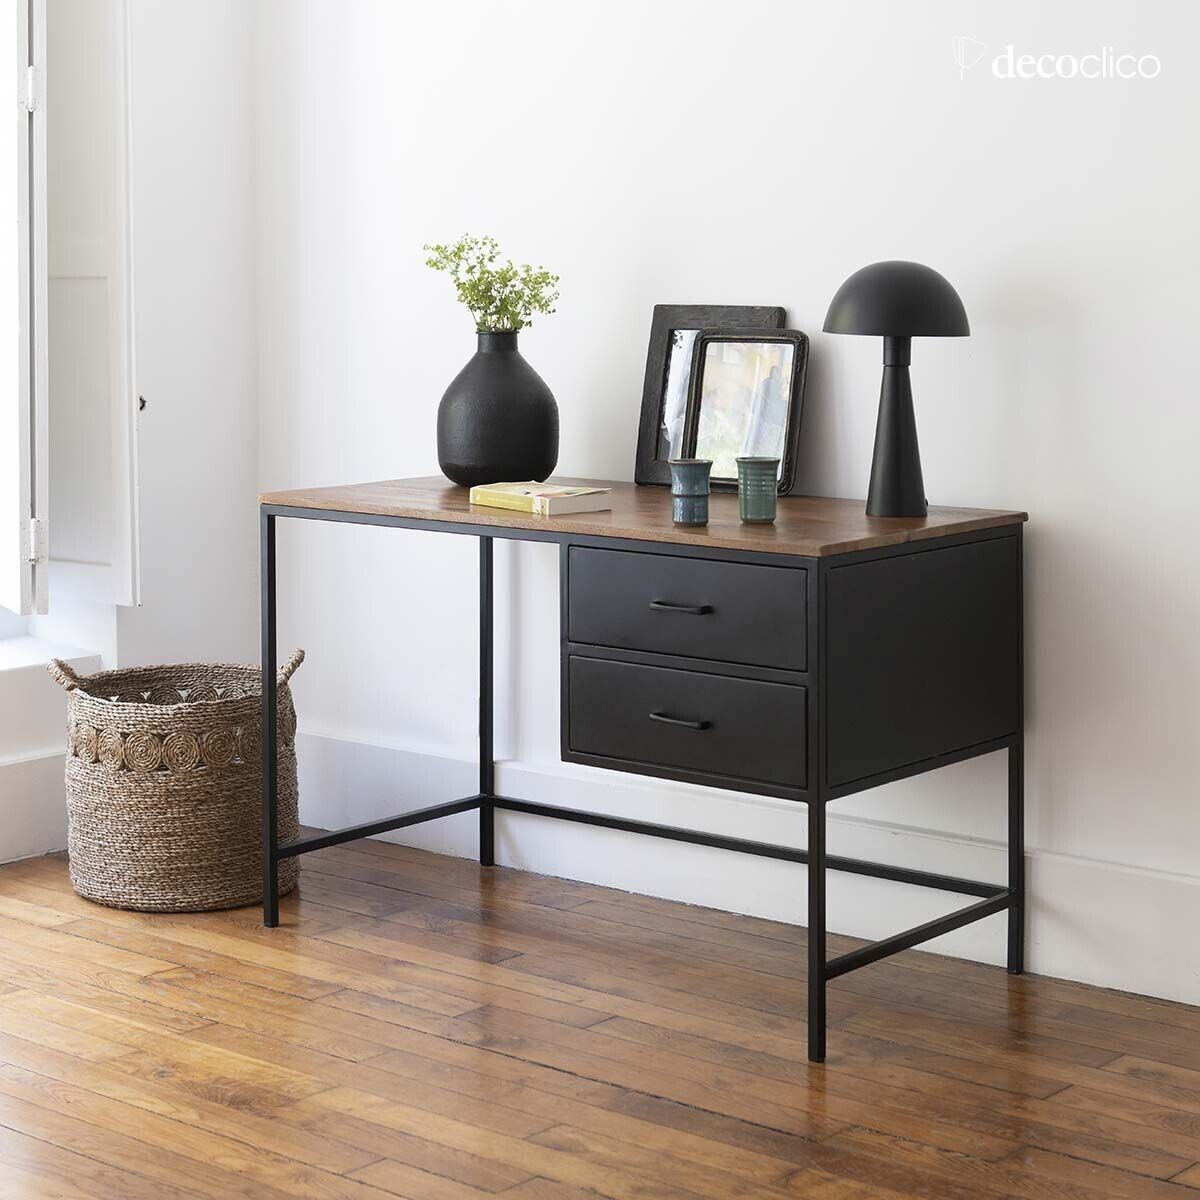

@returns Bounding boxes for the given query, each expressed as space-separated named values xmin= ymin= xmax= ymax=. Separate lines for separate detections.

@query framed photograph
xmin=686 ymin=330 xmax=809 ymax=494
xmin=634 ymin=305 xmax=785 ymax=487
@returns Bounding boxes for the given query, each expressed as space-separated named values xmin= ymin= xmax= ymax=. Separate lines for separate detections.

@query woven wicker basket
xmin=46 ymin=650 xmax=304 ymax=912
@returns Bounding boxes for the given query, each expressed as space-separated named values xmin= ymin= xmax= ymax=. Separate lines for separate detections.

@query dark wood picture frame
xmin=634 ymin=305 xmax=785 ymax=487
xmin=686 ymin=329 xmax=809 ymax=496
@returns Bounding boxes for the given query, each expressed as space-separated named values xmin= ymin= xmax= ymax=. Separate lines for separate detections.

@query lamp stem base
xmin=867 ymin=358 xmax=927 ymax=518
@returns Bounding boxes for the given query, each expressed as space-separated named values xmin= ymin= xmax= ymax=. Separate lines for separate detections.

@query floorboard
xmin=0 ymin=847 xmax=1197 ymax=1198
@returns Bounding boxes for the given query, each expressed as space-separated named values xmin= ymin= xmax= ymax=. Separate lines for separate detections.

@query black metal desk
xmin=259 ymin=477 xmax=1026 ymax=1063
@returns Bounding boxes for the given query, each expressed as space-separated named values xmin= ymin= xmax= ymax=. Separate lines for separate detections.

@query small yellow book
xmin=469 ymin=482 xmax=612 ymax=516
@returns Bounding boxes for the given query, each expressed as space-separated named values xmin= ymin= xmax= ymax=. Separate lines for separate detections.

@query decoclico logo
xmin=954 ymin=38 xmax=1161 ymax=79
xmin=993 ymin=45 xmax=1160 ymax=78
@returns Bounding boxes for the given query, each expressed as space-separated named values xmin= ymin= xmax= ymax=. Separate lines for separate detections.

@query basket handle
xmin=277 ymin=648 xmax=305 ymax=686
xmin=47 ymin=658 xmax=85 ymax=692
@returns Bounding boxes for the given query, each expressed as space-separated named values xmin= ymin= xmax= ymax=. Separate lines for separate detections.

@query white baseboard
xmin=0 ymin=750 xmax=68 ymax=864
xmin=297 ymin=729 xmax=1200 ymax=1007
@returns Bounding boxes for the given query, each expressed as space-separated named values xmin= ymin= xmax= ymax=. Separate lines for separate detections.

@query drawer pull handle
xmin=649 ymin=600 xmax=712 ymax=616
xmin=648 ymin=710 xmax=710 ymax=731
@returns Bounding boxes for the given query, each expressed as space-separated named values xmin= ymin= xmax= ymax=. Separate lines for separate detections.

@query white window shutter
xmin=0 ymin=0 xmax=46 ymax=615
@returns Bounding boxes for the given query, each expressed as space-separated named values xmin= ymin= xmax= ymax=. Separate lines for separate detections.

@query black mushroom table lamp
xmin=823 ymin=261 xmax=969 ymax=518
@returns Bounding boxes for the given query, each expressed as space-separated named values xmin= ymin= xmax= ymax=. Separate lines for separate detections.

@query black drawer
xmin=567 ymin=547 xmax=806 ymax=670
xmin=567 ymin=656 xmax=807 ymax=790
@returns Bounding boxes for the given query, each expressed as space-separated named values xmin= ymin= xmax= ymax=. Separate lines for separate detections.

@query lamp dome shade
xmin=823 ymin=261 xmax=969 ymax=338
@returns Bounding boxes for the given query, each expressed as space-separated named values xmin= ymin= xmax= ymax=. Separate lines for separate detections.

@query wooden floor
xmin=0 ymin=847 xmax=1198 ymax=1199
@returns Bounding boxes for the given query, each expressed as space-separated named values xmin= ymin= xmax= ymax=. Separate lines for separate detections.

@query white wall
xmin=253 ymin=0 xmax=1200 ymax=1001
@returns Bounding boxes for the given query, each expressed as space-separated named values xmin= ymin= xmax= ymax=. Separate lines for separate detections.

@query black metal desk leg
xmin=807 ymin=800 xmax=827 ymax=1062
xmin=479 ymin=536 xmax=495 ymax=866
xmin=260 ymin=510 xmax=280 ymax=927
xmin=1007 ymin=738 xmax=1025 ymax=974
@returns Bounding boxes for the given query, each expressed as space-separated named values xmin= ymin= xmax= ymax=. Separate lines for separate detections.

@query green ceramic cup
xmin=668 ymin=459 xmax=712 ymax=525
xmin=736 ymin=457 xmax=779 ymax=523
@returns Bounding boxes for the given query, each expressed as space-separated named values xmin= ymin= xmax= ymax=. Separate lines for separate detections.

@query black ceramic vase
xmin=436 ymin=331 xmax=559 ymax=486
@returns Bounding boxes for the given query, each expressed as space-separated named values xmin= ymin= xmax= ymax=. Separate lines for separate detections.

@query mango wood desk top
xmin=260 ymin=476 xmax=1026 ymax=558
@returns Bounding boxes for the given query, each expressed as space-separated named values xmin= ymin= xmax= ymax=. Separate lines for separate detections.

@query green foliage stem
xmin=423 ymin=234 xmax=560 ymax=332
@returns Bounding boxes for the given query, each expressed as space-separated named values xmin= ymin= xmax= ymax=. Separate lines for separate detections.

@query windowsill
xmin=0 ymin=638 xmax=102 ymax=762
xmin=0 ymin=635 xmax=99 ymax=674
